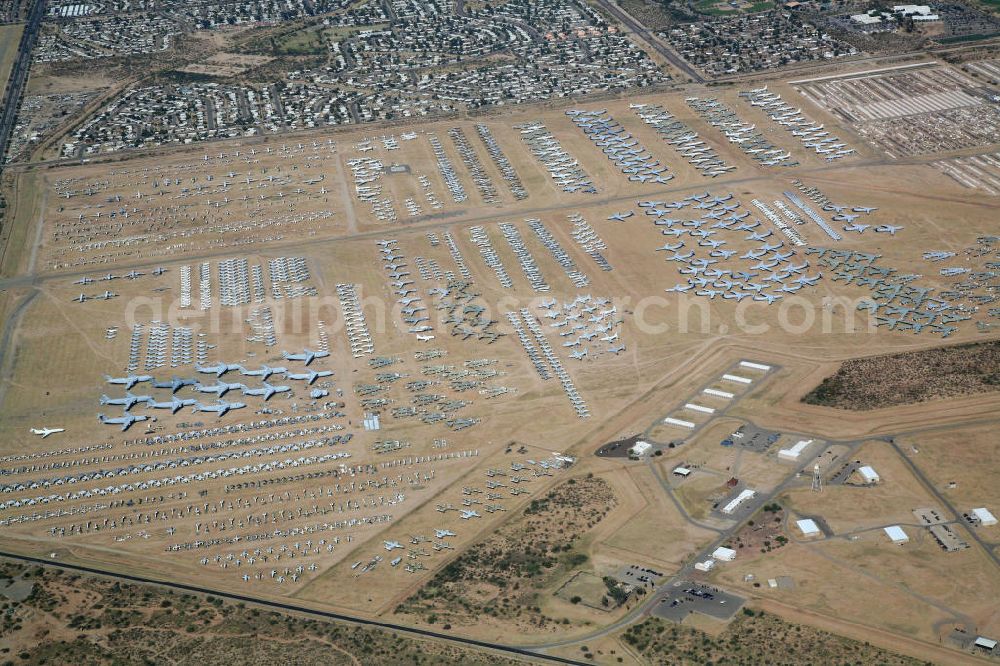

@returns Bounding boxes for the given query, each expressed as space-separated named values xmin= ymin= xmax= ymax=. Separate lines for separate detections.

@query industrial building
xmin=857 ymin=465 xmax=880 ymax=485
xmin=712 ymin=546 xmax=737 ymax=561
xmin=629 ymin=440 xmax=652 ymax=458
xmin=796 ymin=518 xmax=821 ymax=537
xmin=778 ymin=439 xmax=813 ymax=461
xmin=720 ymin=488 xmax=756 ymax=515
xmin=971 ymin=507 xmax=997 ymax=527
xmin=884 ymin=525 xmax=909 ymax=544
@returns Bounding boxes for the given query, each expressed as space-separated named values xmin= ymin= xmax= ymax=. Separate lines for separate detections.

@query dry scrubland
xmin=803 ymin=341 xmax=1000 ymax=409
xmin=0 ymin=561 xmax=525 ymax=666
xmin=621 ymin=613 xmax=928 ymax=665
xmin=396 ymin=475 xmax=621 ymax=633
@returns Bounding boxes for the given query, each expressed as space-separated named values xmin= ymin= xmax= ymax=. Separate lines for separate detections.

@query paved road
xmin=0 ymin=0 xmax=45 ymax=171
xmin=533 ymin=413 xmax=1000 ymax=653
xmin=589 ymin=0 xmax=705 ymax=83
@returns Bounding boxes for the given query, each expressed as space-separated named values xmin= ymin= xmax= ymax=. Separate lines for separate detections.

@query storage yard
xmin=0 ymin=5 xmax=999 ymax=658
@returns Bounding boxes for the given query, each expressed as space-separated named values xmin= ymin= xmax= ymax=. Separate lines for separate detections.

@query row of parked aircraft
xmin=640 ymin=192 xmax=825 ymax=303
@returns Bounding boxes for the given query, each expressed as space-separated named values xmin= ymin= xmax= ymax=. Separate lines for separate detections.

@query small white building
xmin=893 ymin=4 xmax=930 ymax=14
xmin=884 ymin=525 xmax=909 ymax=544
xmin=694 ymin=559 xmax=716 ymax=572
xmin=796 ymin=518 xmax=821 ymax=537
xmin=892 ymin=4 xmax=939 ymax=18
xmin=778 ymin=439 xmax=814 ymax=461
xmin=672 ymin=466 xmax=692 ymax=477
xmin=972 ymin=507 xmax=997 ymax=527
xmin=630 ymin=440 xmax=652 ymax=457
xmin=721 ymin=489 xmax=756 ymax=515
xmin=858 ymin=465 xmax=880 ymax=484
xmin=975 ymin=637 xmax=997 ymax=651
xmin=713 ymin=546 xmax=737 ymax=561
xmin=851 ymin=13 xmax=883 ymax=24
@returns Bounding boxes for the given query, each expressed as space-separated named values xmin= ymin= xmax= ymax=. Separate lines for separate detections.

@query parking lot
xmin=652 ymin=581 xmax=745 ymax=621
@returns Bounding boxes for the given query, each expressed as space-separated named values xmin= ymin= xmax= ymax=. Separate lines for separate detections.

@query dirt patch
xmin=394 ymin=475 xmax=617 ymax=633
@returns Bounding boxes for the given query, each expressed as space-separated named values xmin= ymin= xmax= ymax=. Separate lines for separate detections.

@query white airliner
xmin=30 ymin=427 xmax=64 ymax=438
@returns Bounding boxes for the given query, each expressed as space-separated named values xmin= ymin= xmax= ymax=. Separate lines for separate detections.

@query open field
xmin=0 ymin=24 xmax=24 ymax=95
xmin=0 ymin=56 xmax=999 ymax=665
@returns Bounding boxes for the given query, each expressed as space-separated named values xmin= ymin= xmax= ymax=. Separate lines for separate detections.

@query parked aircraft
xmin=30 ymin=427 xmax=64 ymax=438
xmin=99 ymin=392 xmax=151 ymax=410
xmin=238 ymin=365 xmax=286 ymax=381
xmin=191 ymin=400 xmax=246 ymax=417
xmin=285 ymin=369 xmax=333 ymax=385
xmin=98 ymin=412 xmax=148 ymax=431
xmin=282 ymin=349 xmax=330 ymax=366
xmin=105 ymin=374 xmax=152 ymax=390
xmin=152 ymin=376 xmax=196 ymax=393
xmin=241 ymin=382 xmax=291 ymax=401
xmin=148 ymin=396 xmax=197 ymax=414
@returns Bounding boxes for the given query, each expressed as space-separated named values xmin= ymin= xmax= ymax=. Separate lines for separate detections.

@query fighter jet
xmin=105 ymin=374 xmax=152 ymax=390
xmin=282 ymin=349 xmax=330 ymax=366
xmin=241 ymin=382 xmax=291 ymax=401
xmin=285 ymin=369 xmax=333 ymax=385
xmin=459 ymin=510 xmax=481 ymax=519
xmin=191 ymin=400 xmax=246 ymax=417
xmin=98 ymin=412 xmax=148 ymax=431
xmin=30 ymin=427 xmax=64 ymax=438
xmin=147 ymin=396 xmax=197 ymax=414
xmin=74 ymin=277 xmax=94 ymax=285
xmin=99 ymin=392 xmax=151 ymax=411
xmin=435 ymin=529 xmax=456 ymax=539
xmin=570 ymin=349 xmax=588 ymax=360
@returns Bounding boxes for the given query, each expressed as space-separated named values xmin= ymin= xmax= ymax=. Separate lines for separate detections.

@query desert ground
xmin=0 ymin=56 xmax=998 ymax=665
